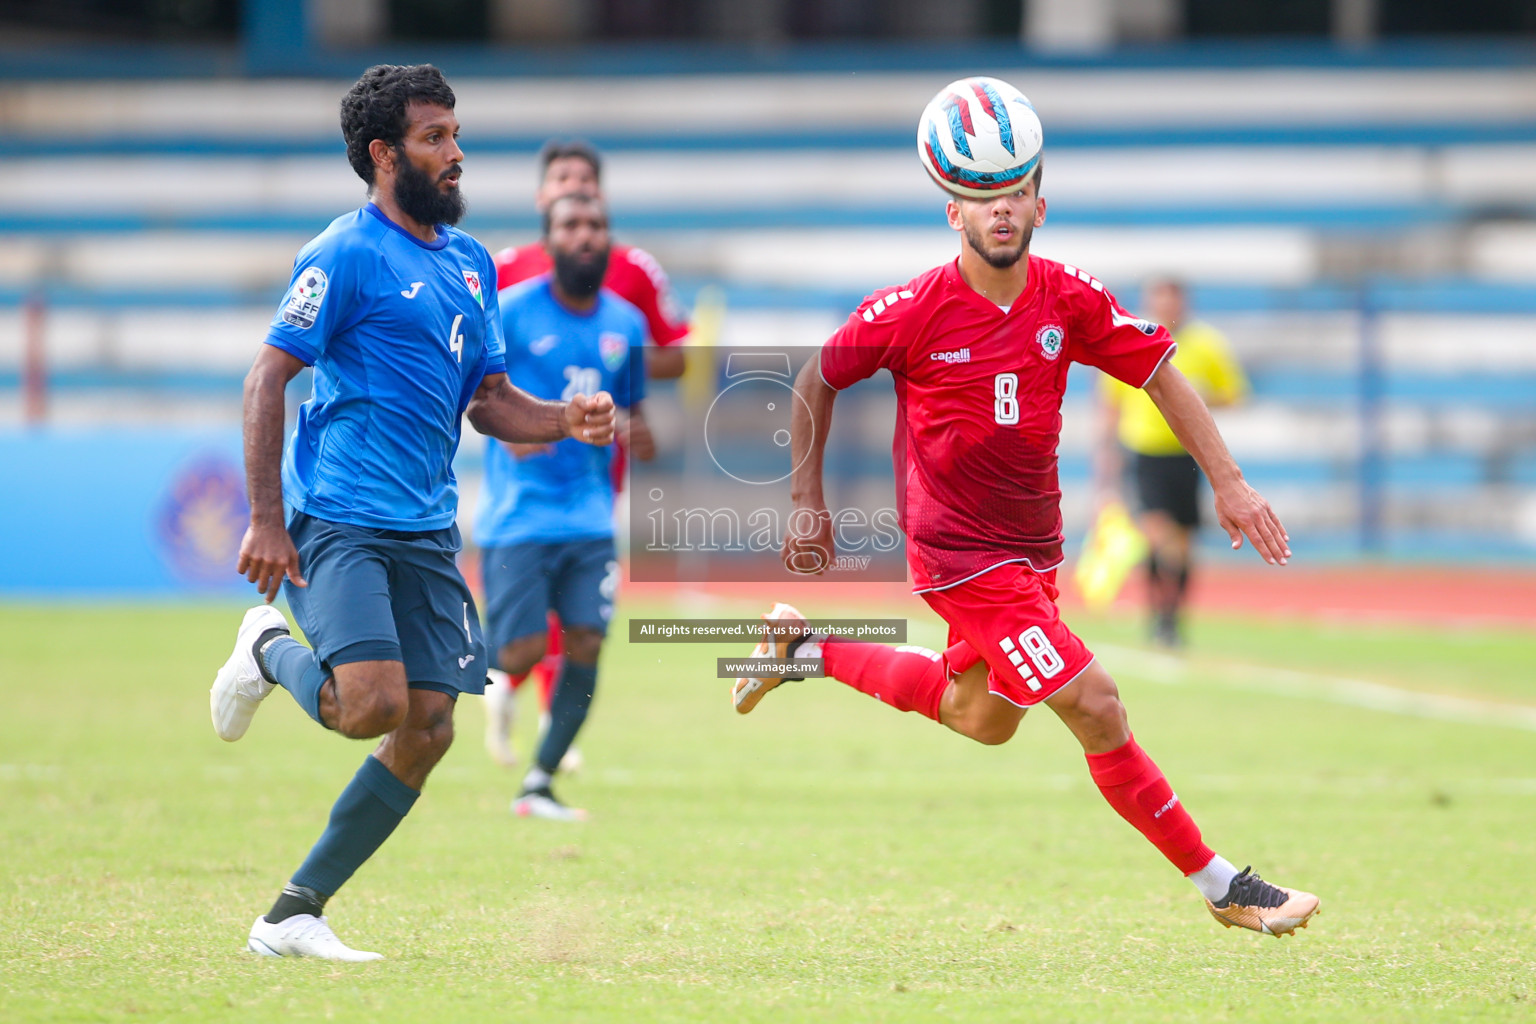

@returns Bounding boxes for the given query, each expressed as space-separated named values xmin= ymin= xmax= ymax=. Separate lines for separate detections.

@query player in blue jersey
xmin=476 ymin=193 xmax=649 ymax=821
xmin=208 ymin=65 xmax=614 ymax=961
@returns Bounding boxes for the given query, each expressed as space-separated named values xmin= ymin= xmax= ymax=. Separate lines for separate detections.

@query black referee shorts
xmin=1132 ymin=451 xmax=1202 ymax=529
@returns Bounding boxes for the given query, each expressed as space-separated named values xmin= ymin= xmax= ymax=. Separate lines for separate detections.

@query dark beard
xmin=963 ymin=218 xmax=1031 ymax=269
xmin=392 ymin=150 xmax=466 ymax=227
xmin=553 ymin=246 xmax=610 ymax=299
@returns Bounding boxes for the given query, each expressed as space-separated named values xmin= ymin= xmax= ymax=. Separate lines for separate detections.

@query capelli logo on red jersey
xmin=930 ymin=348 xmax=972 ymax=364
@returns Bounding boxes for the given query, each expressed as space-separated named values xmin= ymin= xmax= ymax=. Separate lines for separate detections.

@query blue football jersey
xmin=266 ymin=204 xmax=506 ymax=531
xmin=474 ymin=276 xmax=645 ymax=546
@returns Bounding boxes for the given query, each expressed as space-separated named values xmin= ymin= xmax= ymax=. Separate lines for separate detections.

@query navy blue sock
xmin=290 ymin=755 xmax=419 ymax=897
xmin=261 ymin=635 xmax=329 ymax=727
xmin=536 ymin=660 xmax=598 ymax=776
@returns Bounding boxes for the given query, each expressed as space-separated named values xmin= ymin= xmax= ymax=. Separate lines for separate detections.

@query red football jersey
xmin=820 ymin=255 xmax=1175 ymax=593
xmin=493 ymin=242 xmax=689 ymax=346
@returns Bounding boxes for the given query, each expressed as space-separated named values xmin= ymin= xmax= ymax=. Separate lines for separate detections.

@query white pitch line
xmin=1096 ymin=643 xmax=1536 ymax=734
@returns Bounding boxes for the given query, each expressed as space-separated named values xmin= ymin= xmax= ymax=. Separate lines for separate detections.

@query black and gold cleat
xmin=1205 ymin=867 xmax=1320 ymax=937
xmin=732 ymin=602 xmax=812 ymax=714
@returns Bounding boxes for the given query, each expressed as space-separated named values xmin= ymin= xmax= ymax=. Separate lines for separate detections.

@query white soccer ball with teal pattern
xmin=917 ymin=76 xmax=1044 ymax=200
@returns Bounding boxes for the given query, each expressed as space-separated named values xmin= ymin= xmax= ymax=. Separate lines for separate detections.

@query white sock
xmin=1188 ymin=854 xmax=1240 ymax=902
xmin=483 ymin=670 xmax=515 ymax=744
xmin=522 ymin=766 xmax=552 ymax=793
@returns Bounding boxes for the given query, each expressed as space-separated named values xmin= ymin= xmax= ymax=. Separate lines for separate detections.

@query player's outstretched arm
xmin=1143 ymin=363 xmax=1291 ymax=566
xmin=239 ymin=345 xmax=309 ymax=602
xmin=782 ymin=353 xmax=838 ymax=574
xmin=468 ymin=372 xmax=616 ymax=447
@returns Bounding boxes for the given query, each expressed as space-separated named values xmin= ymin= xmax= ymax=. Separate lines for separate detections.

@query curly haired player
xmin=735 ymin=158 xmax=1319 ymax=938
xmin=210 ymin=65 xmax=614 ymax=960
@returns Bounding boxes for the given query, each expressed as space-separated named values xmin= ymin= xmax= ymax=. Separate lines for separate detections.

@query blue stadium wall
xmin=2 ymin=428 xmax=248 ymax=595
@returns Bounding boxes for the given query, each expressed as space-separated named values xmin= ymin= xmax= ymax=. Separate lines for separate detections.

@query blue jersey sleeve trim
xmin=264 ymin=328 xmax=317 ymax=365
xmin=484 ymin=358 xmax=507 ymax=376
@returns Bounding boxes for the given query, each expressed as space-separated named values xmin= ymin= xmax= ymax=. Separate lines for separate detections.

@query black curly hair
xmin=537 ymin=138 xmax=603 ymax=185
xmin=340 ymin=64 xmax=457 ymax=186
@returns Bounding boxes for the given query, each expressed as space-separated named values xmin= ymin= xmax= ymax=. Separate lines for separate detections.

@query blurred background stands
xmin=1 ymin=0 xmax=1535 ymax=593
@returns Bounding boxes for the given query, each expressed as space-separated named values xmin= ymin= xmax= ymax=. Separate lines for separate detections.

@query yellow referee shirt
xmin=1101 ymin=321 xmax=1247 ymax=456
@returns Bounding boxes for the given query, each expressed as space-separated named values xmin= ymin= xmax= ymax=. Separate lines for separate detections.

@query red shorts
xmin=920 ymin=563 xmax=1095 ymax=708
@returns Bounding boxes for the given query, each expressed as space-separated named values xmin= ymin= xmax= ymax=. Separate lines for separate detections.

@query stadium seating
xmin=2 ymin=59 xmax=1534 ymax=560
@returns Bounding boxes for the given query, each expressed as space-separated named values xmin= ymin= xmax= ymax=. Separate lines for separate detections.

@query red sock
xmin=540 ymin=617 xmax=564 ymax=710
xmin=822 ymin=638 xmax=948 ymax=722
xmin=536 ymin=656 xmax=561 ymax=710
xmin=1086 ymin=736 xmax=1214 ymax=875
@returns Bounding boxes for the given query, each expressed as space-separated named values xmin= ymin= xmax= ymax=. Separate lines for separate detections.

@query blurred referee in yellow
xmin=1096 ymin=278 xmax=1248 ymax=647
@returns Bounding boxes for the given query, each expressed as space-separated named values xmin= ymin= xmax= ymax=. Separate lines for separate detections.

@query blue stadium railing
xmin=4 ymin=202 xmax=1533 ymax=235
xmin=6 ymin=120 xmax=1536 ymax=158
xmin=2 ymin=35 xmax=1534 ymax=80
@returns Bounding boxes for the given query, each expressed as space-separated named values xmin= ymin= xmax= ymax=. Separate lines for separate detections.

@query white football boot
xmin=246 ymin=914 xmax=383 ymax=961
xmin=210 ymin=605 xmax=289 ymax=741
xmin=512 ymin=787 xmax=588 ymax=822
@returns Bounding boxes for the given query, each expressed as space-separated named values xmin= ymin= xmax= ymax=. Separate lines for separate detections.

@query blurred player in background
xmin=209 ymin=65 xmax=614 ymax=960
xmin=483 ymin=138 xmax=689 ymax=769
xmin=494 ymin=139 xmax=689 ymax=376
xmin=476 ymin=193 xmax=649 ymax=821
xmin=1096 ymin=278 xmax=1248 ymax=647
xmin=736 ymin=161 xmax=1320 ymax=938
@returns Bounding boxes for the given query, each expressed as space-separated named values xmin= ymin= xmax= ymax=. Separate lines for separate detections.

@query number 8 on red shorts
xmin=920 ymin=563 xmax=1096 ymax=708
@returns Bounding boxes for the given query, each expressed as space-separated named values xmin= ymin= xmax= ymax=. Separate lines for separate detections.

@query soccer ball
xmin=917 ymin=77 xmax=1044 ymax=200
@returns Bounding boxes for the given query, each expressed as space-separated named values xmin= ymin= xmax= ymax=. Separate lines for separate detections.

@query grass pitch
xmin=1 ymin=594 xmax=1533 ymax=1023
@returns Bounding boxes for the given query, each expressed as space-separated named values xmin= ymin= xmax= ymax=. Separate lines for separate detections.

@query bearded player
xmin=733 ymin=159 xmax=1321 ymax=938
xmin=494 ymin=139 xmax=689 ymax=378
xmin=483 ymin=139 xmax=688 ymax=769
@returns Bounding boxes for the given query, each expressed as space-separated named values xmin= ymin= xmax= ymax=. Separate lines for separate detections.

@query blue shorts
xmin=283 ymin=511 xmax=487 ymax=697
xmin=481 ymin=536 xmax=618 ymax=665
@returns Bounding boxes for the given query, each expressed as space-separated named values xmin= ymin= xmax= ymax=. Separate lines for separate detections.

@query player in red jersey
xmin=733 ymin=160 xmax=1321 ymax=938
xmin=494 ymin=139 xmax=688 ymax=379
xmin=485 ymin=139 xmax=689 ymax=769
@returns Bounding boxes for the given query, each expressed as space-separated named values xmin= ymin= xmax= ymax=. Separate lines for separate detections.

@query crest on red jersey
xmin=1036 ymin=323 xmax=1065 ymax=360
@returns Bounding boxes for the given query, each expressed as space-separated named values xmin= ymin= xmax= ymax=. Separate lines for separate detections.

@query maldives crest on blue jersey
xmin=462 ymin=269 xmax=483 ymax=307
xmin=599 ymin=331 xmax=628 ymax=371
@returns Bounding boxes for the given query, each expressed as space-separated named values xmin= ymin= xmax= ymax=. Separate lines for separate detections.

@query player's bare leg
xmin=934 ymin=659 xmax=1026 ymax=745
xmin=734 ymin=603 xmax=1023 ymax=742
xmin=317 ymin=661 xmax=410 ymax=738
xmin=1047 ymin=663 xmax=1319 ymax=936
xmin=372 ymin=687 xmax=457 ymax=790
